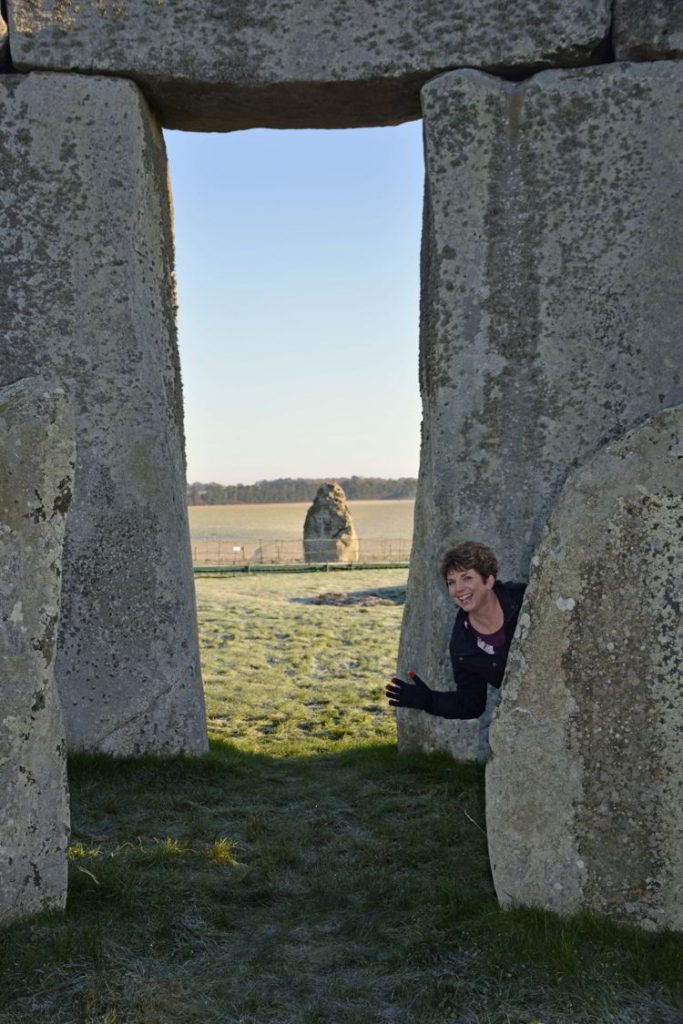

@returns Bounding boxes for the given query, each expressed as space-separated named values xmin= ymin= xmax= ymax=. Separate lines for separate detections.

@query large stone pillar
xmin=0 ymin=379 xmax=73 ymax=924
xmin=486 ymin=407 xmax=682 ymax=932
xmin=0 ymin=74 xmax=207 ymax=755
xmin=398 ymin=62 xmax=683 ymax=757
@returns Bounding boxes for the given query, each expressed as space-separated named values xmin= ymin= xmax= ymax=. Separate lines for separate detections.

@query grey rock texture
xmin=0 ymin=379 xmax=73 ymax=925
xmin=0 ymin=73 xmax=207 ymax=756
xmin=303 ymin=483 xmax=359 ymax=564
xmin=614 ymin=2 xmax=683 ymax=60
xmin=6 ymin=1 xmax=610 ymax=130
xmin=398 ymin=61 xmax=683 ymax=758
xmin=486 ymin=406 xmax=683 ymax=932
xmin=394 ymin=707 xmax=479 ymax=762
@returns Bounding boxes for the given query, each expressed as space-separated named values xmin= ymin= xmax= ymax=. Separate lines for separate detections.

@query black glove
xmin=385 ymin=672 xmax=433 ymax=713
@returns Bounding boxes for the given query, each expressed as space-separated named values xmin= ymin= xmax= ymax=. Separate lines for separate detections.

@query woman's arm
xmin=386 ymin=670 xmax=487 ymax=720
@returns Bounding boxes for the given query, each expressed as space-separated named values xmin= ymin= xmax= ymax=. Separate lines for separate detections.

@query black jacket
xmin=429 ymin=580 xmax=526 ymax=720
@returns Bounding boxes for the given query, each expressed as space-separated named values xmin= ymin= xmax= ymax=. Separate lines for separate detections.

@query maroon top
xmin=465 ymin=619 xmax=506 ymax=656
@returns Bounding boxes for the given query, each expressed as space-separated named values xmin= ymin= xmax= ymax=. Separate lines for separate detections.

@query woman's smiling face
xmin=445 ymin=567 xmax=495 ymax=614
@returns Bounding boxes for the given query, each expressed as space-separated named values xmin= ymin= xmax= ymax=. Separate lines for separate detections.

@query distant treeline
xmin=187 ymin=477 xmax=417 ymax=505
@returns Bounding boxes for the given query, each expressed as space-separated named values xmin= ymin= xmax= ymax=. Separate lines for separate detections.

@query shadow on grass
xmin=1 ymin=740 xmax=682 ymax=1024
xmin=290 ymin=584 xmax=407 ymax=605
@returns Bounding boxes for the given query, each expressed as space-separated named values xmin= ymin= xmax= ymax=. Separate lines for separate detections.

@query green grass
xmin=1 ymin=570 xmax=681 ymax=1024
xmin=199 ymin=570 xmax=403 ymax=752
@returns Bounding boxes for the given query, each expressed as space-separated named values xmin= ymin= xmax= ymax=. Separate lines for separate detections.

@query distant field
xmin=188 ymin=499 xmax=415 ymax=564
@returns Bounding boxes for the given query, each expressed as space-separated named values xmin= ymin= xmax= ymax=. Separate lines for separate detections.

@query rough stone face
xmin=398 ymin=61 xmax=683 ymax=758
xmin=303 ymin=483 xmax=359 ymax=563
xmin=0 ymin=74 xmax=207 ymax=756
xmin=395 ymin=707 xmax=480 ymax=762
xmin=0 ymin=379 xmax=73 ymax=925
xmin=6 ymin=1 xmax=610 ymax=130
xmin=614 ymin=2 xmax=683 ymax=60
xmin=486 ymin=406 xmax=683 ymax=932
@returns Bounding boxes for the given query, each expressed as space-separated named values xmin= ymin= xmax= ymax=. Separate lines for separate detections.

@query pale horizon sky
xmin=164 ymin=122 xmax=424 ymax=486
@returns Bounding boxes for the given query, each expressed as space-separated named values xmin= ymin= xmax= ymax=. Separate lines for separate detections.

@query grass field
xmin=1 ymin=569 xmax=682 ymax=1024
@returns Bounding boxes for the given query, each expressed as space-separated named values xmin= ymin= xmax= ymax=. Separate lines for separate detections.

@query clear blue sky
xmin=164 ymin=122 xmax=424 ymax=486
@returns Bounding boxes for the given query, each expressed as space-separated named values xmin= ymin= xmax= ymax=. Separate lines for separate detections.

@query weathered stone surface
xmin=0 ymin=74 xmax=207 ymax=756
xmin=614 ymin=2 xmax=683 ymax=60
xmin=395 ymin=707 xmax=480 ymax=762
xmin=303 ymin=483 xmax=359 ymax=563
xmin=398 ymin=61 xmax=683 ymax=758
xmin=6 ymin=1 xmax=610 ymax=130
xmin=486 ymin=406 xmax=683 ymax=931
xmin=0 ymin=379 xmax=73 ymax=925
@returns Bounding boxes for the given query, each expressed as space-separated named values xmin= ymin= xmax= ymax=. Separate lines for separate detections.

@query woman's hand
xmin=385 ymin=672 xmax=433 ymax=712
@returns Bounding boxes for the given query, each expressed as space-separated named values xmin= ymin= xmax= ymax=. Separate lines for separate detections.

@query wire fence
xmin=191 ymin=537 xmax=412 ymax=566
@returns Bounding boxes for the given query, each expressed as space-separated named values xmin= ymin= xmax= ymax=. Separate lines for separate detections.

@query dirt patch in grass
xmin=301 ymin=584 xmax=407 ymax=607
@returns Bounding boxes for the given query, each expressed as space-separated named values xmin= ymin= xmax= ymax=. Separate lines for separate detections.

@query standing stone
xmin=0 ymin=74 xmax=207 ymax=756
xmin=398 ymin=62 xmax=683 ymax=758
xmin=303 ymin=483 xmax=359 ymax=563
xmin=0 ymin=379 xmax=74 ymax=924
xmin=486 ymin=407 xmax=683 ymax=932
xmin=5 ymin=0 xmax=611 ymax=130
xmin=614 ymin=2 xmax=683 ymax=60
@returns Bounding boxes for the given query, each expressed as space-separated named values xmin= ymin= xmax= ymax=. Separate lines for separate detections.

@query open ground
xmin=0 ymin=569 xmax=681 ymax=1024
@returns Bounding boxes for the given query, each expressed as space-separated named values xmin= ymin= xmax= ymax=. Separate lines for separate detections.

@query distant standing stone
xmin=0 ymin=379 xmax=74 ymax=925
xmin=486 ymin=406 xmax=683 ymax=932
xmin=303 ymin=483 xmax=359 ymax=563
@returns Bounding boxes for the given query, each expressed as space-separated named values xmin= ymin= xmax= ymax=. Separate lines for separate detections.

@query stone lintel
xmin=6 ymin=0 xmax=611 ymax=130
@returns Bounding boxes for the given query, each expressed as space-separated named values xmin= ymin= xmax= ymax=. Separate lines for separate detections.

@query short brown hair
xmin=440 ymin=541 xmax=499 ymax=582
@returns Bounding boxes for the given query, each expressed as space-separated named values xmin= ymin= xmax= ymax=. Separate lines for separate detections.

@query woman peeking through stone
xmin=385 ymin=542 xmax=525 ymax=744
